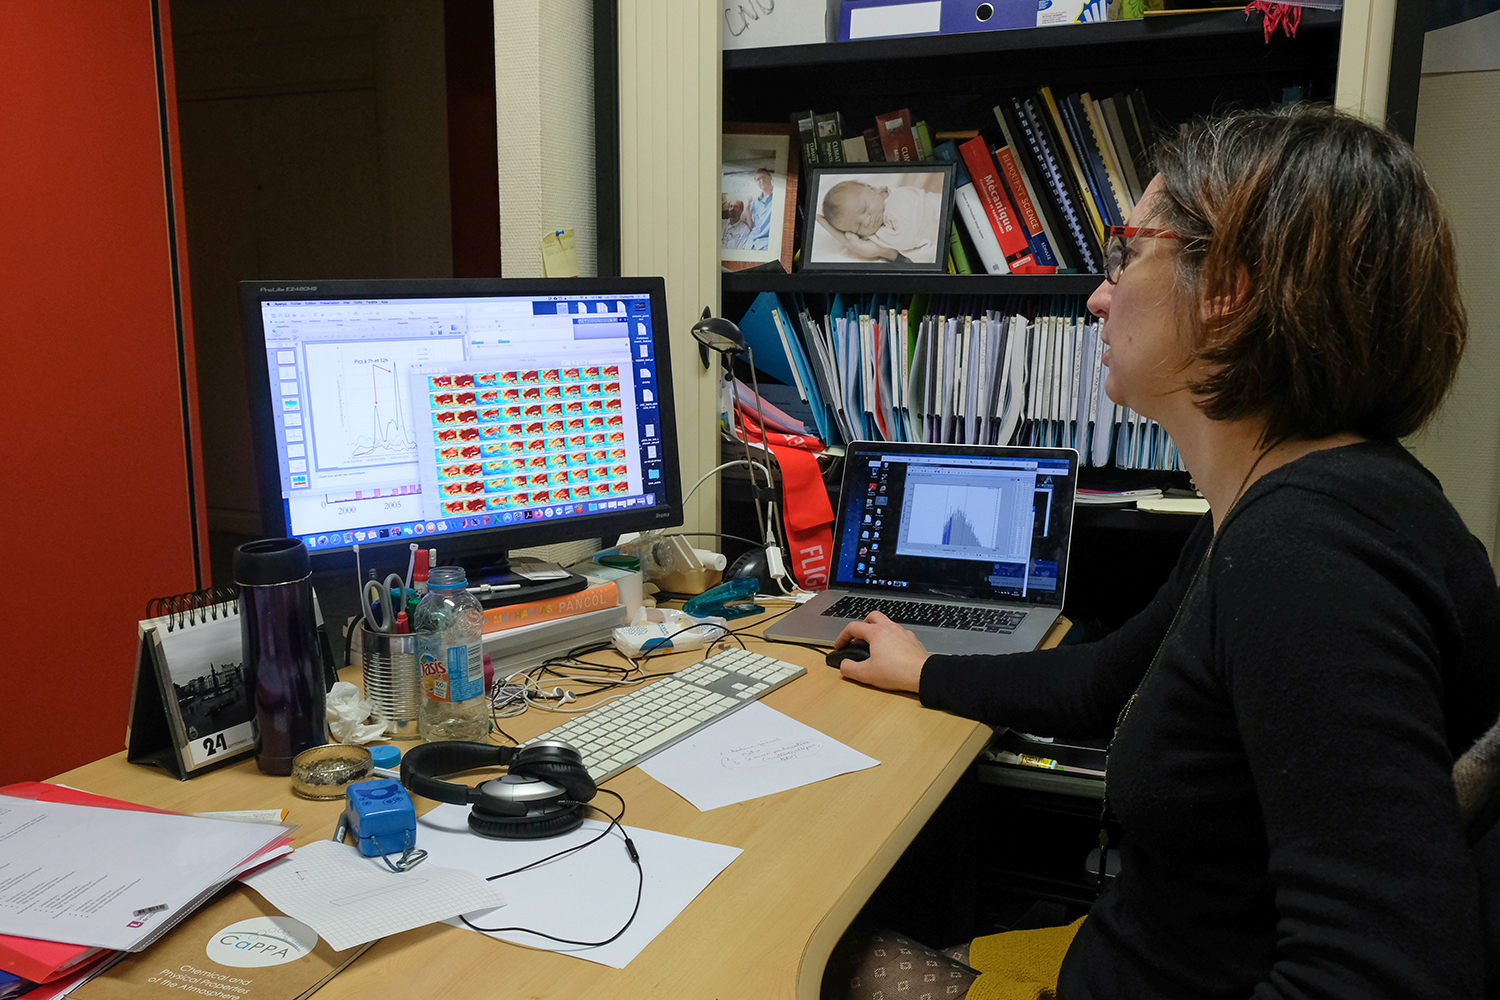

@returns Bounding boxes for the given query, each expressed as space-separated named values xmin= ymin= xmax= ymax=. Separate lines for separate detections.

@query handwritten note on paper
xmin=639 ymin=701 xmax=879 ymax=810
xmin=723 ymin=0 xmax=830 ymax=50
xmin=721 ymin=734 xmax=824 ymax=768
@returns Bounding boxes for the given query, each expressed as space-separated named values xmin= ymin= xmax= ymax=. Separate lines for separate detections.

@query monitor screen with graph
xmin=239 ymin=276 xmax=683 ymax=584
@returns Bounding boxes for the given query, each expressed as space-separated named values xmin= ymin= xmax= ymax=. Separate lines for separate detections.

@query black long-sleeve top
xmin=921 ymin=441 xmax=1500 ymax=999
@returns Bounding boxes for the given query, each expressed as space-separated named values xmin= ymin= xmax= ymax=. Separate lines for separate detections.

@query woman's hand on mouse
xmin=833 ymin=612 xmax=930 ymax=693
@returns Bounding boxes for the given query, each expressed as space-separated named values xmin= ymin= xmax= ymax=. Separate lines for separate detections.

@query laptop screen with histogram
xmin=830 ymin=447 xmax=1075 ymax=605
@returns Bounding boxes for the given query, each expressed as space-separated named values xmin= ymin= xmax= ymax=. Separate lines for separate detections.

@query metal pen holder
xmin=359 ymin=622 xmax=421 ymax=741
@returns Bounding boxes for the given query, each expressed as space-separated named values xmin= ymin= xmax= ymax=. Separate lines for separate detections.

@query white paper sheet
xmin=238 ymin=839 xmax=507 ymax=951
xmin=638 ymin=701 xmax=880 ymax=811
xmin=0 ymin=796 xmax=287 ymax=951
xmin=416 ymin=804 xmax=741 ymax=968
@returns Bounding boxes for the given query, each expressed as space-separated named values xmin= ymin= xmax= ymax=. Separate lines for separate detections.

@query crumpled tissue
xmin=326 ymin=680 xmax=389 ymax=744
xmin=611 ymin=607 xmax=729 ymax=658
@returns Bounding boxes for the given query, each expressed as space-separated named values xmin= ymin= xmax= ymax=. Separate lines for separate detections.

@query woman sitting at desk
xmin=825 ymin=103 xmax=1500 ymax=1000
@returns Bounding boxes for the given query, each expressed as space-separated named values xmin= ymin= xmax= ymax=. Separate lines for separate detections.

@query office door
xmin=0 ymin=2 xmax=205 ymax=785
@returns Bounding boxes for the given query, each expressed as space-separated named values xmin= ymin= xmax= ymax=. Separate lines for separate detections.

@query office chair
xmin=1453 ymin=714 xmax=1500 ymax=995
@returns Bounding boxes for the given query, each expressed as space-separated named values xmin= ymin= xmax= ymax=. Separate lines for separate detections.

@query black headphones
xmin=399 ymin=740 xmax=597 ymax=840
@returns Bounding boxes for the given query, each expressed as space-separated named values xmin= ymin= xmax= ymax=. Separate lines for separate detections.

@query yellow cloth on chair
xmin=965 ymin=917 xmax=1085 ymax=1000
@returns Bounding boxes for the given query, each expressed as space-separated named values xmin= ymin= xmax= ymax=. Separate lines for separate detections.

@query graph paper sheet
xmin=239 ymin=839 xmax=505 ymax=951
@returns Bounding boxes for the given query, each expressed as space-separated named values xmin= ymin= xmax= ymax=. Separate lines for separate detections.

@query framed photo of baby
xmin=802 ymin=162 xmax=956 ymax=273
xmin=721 ymin=122 xmax=799 ymax=273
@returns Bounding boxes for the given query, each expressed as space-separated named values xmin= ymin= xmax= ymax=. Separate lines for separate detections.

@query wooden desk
xmin=50 ymin=613 xmax=1064 ymax=999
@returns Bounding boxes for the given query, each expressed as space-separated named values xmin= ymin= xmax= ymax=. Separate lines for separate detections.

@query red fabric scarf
xmin=734 ymin=406 xmax=834 ymax=591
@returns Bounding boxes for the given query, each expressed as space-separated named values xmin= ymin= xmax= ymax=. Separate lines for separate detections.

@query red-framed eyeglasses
xmin=1102 ymin=226 xmax=1189 ymax=284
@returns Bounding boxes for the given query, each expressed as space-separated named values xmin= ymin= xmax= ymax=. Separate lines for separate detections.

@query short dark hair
xmin=1148 ymin=103 xmax=1465 ymax=443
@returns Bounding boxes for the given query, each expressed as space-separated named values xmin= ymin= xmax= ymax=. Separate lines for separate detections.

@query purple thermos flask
xmin=234 ymin=538 xmax=327 ymax=775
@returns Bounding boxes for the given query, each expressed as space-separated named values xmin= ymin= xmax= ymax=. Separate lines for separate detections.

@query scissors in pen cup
xmin=363 ymin=574 xmax=408 ymax=633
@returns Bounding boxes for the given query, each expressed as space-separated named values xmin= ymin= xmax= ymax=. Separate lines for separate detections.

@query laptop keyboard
xmin=821 ymin=596 xmax=1028 ymax=633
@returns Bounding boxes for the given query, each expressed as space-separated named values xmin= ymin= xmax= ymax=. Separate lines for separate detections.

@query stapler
xmin=682 ymin=577 xmax=762 ymax=620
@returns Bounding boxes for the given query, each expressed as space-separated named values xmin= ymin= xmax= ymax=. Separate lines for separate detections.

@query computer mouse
xmin=825 ymin=640 xmax=870 ymax=668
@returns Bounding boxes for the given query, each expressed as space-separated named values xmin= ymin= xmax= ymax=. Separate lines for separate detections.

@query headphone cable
xmin=458 ymin=788 xmax=644 ymax=948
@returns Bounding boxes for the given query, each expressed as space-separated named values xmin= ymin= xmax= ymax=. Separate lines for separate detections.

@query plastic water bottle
xmin=414 ymin=565 xmax=488 ymax=741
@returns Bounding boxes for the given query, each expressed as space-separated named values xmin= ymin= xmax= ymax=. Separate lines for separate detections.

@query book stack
xmin=0 ymin=784 xmax=295 ymax=999
xmin=989 ymin=86 xmax=1157 ymax=273
xmin=478 ymin=569 xmax=635 ymax=669
xmin=929 ymin=86 xmax=1156 ymax=275
xmin=792 ymin=106 xmax=940 ymax=168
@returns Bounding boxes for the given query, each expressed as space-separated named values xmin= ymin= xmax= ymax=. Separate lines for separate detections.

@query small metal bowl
xmin=290 ymin=744 xmax=374 ymax=800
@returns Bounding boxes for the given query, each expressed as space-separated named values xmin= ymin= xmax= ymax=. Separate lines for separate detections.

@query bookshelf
xmin=724 ymin=271 xmax=1100 ymax=296
xmin=724 ymin=10 xmax=1347 ymax=126
xmin=714 ymin=4 xmax=1423 ymax=469
xmin=706 ymin=5 xmax=1424 ymax=601
xmin=592 ymin=0 xmax=1424 ymax=592
xmin=720 ymin=7 xmax=1388 ymax=303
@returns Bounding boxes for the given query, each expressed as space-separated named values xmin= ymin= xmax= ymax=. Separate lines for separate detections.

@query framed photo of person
xmin=802 ymin=161 xmax=956 ymax=273
xmin=721 ymin=122 xmax=799 ymax=274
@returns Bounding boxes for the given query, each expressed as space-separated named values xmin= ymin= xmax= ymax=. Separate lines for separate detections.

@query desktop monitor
xmin=239 ymin=277 xmax=683 ymax=618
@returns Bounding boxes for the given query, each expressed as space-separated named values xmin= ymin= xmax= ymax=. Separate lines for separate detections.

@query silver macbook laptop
xmin=765 ymin=442 xmax=1078 ymax=656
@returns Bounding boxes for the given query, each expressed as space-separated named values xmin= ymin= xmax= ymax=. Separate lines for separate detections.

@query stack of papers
xmin=1076 ymin=487 xmax=1162 ymax=506
xmin=1136 ymin=495 xmax=1210 ymax=514
xmin=0 ymin=785 xmax=292 ymax=987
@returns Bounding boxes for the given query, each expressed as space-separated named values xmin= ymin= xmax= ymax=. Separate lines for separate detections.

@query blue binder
xmin=737 ymin=291 xmax=835 ymax=444
xmin=838 ymin=0 xmax=1033 ymax=41
xmin=736 ymin=291 xmax=798 ymax=387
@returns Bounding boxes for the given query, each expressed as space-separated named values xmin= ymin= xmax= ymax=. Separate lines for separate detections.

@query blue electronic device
xmin=346 ymin=779 xmax=417 ymax=858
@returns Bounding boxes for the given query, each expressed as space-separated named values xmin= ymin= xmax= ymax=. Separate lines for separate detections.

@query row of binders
xmin=737 ymin=290 xmax=1183 ymax=471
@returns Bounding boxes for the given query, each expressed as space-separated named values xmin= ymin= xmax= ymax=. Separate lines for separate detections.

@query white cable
xmin=491 ymin=659 xmax=661 ymax=717
xmin=681 ymin=458 xmax=811 ymax=594
xmin=682 ymin=459 xmax=774 ymax=506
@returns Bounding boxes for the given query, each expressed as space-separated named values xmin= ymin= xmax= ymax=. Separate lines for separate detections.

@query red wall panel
xmin=0 ymin=2 xmax=205 ymax=785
